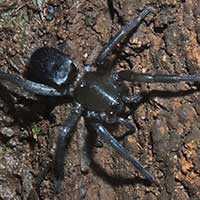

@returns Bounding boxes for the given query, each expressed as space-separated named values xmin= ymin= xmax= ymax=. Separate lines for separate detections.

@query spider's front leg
xmin=115 ymin=70 xmax=200 ymax=83
xmin=53 ymin=103 xmax=83 ymax=192
xmin=90 ymin=122 xmax=156 ymax=184
xmin=95 ymin=7 xmax=154 ymax=67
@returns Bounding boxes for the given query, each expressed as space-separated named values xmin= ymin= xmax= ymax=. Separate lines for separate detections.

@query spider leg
xmin=116 ymin=70 xmax=200 ymax=83
xmin=95 ymin=7 xmax=153 ymax=66
xmin=122 ymin=94 xmax=144 ymax=104
xmin=86 ymin=111 xmax=136 ymax=131
xmin=53 ymin=103 xmax=83 ymax=192
xmin=90 ymin=122 xmax=156 ymax=184
xmin=78 ymin=119 xmax=91 ymax=173
xmin=103 ymin=115 xmax=137 ymax=131
xmin=117 ymin=117 xmax=136 ymax=131
xmin=0 ymin=70 xmax=68 ymax=96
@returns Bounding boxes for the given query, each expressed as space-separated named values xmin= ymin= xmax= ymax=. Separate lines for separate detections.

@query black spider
xmin=1 ymin=7 xmax=200 ymax=193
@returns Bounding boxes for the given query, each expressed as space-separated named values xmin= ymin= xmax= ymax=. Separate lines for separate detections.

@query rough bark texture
xmin=0 ymin=0 xmax=200 ymax=199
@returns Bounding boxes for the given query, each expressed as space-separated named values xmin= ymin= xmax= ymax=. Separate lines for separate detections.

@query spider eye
xmin=26 ymin=47 xmax=77 ymax=88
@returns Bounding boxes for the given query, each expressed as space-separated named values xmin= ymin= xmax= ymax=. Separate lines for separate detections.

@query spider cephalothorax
xmin=0 ymin=6 xmax=200 ymax=193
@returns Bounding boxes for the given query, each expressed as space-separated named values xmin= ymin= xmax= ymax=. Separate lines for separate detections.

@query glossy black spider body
xmin=1 ymin=7 xmax=200 ymax=192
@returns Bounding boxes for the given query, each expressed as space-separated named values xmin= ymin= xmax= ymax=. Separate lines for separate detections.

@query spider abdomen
xmin=26 ymin=47 xmax=78 ymax=89
xmin=74 ymin=72 xmax=129 ymax=112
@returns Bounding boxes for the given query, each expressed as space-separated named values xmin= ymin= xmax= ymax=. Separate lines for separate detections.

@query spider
xmin=1 ymin=7 xmax=200 ymax=193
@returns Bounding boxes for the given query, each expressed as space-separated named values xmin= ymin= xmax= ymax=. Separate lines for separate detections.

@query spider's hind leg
xmin=90 ymin=122 xmax=156 ymax=184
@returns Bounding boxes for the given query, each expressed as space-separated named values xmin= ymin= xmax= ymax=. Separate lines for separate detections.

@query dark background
xmin=0 ymin=0 xmax=200 ymax=199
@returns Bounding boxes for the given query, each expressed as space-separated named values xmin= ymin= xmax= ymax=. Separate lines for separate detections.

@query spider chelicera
xmin=0 ymin=7 xmax=200 ymax=192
